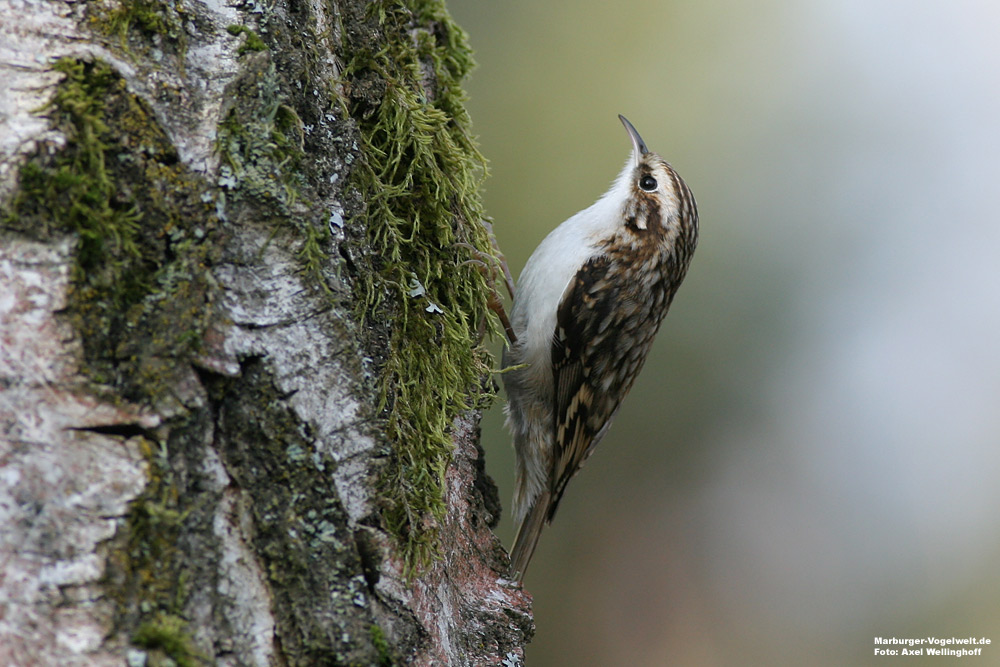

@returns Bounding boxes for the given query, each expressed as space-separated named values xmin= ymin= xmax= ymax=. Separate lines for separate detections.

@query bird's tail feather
xmin=509 ymin=491 xmax=550 ymax=582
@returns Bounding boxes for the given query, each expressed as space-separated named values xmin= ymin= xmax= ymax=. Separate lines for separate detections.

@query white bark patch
xmin=0 ymin=237 xmax=150 ymax=666
xmin=123 ymin=0 xmax=243 ymax=173
xmin=211 ymin=489 xmax=278 ymax=667
xmin=210 ymin=224 xmax=378 ymax=524
xmin=0 ymin=0 xmax=78 ymax=198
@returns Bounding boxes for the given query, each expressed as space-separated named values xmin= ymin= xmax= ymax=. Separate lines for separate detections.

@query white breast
xmin=510 ymin=157 xmax=634 ymax=368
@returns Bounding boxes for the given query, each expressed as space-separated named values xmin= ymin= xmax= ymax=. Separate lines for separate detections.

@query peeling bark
xmin=0 ymin=0 xmax=532 ymax=664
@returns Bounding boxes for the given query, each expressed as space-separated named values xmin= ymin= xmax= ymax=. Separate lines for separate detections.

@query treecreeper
xmin=500 ymin=115 xmax=699 ymax=581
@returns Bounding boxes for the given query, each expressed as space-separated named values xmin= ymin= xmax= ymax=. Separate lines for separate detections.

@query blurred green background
xmin=446 ymin=1 xmax=1000 ymax=664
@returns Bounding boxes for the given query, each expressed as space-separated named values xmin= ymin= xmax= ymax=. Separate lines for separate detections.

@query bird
xmin=502 ymin=115 xmax=699 ymax=581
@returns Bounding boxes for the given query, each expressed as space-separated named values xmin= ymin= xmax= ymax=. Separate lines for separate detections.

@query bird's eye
xmin=639 ymin=175 xmax=658 ymax=192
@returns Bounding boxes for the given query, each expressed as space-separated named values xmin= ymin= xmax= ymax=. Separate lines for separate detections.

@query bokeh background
xmin=446 ymin=1 xmax=1000 ymax=664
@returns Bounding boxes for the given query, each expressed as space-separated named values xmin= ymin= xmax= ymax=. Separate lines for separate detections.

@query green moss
xmin=134 ymin=613 xmax=203 ymax=667
xmin=3 ymin=57 xmax=218 ymax=405
xmin=5 ymin=60 xmax=138 ymax=262
xmin=92 ymin=0 xmax=190 ymax=64
xmin=370 ymin=623 xmax=394 ymax=666
xmin=106 ymin=0 xmax=168 ymax=38
xmin=226 ymin=24 xmax=268 ymax=54
xmin=343 ymin=0 xmax=503 ymax=572
xmin=99 ymin=434 xmax=201 ymax=662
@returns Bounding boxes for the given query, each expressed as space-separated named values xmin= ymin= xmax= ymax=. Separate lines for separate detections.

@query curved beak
xmin=618 ymin=114 xmax=648 ymax=165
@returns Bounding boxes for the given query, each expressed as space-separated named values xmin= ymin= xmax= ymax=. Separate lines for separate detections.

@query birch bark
xmin=0 ymin=0 xmax=532 ymax=663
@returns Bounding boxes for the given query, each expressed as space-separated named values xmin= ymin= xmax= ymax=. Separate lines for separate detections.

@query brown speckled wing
xmin=549 ymin=254 xmax=624 ymax=519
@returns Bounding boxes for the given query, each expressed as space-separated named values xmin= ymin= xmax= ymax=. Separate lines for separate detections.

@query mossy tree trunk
xmin=0 ymin=0 xmax=532 ymax=664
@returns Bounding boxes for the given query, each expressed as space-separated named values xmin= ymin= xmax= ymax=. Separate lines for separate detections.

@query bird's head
xmin=616 ymin=114 xmax=698 ymax=240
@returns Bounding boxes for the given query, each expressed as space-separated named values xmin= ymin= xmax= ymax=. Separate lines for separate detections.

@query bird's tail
xmin=509 ymin=491 xmax=551 ymax=582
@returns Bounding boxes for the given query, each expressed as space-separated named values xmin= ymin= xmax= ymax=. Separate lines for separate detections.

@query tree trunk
xmin=0 ymin=0 xmax=532 ymax=664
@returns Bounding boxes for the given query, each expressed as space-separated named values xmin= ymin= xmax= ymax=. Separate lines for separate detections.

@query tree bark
xmin=0 ymin=0 xmax=532 ymax=664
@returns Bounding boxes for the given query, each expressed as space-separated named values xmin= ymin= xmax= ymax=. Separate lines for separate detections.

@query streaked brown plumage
xmin=502 ymin=116 xmax=698 ymax=581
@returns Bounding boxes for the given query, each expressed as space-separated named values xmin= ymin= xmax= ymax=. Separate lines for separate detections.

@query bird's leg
xmin=457 ymin=253 xmax=517 ymax=344
xmin=456 ymin=221 xmax=517 ymax=344
xmin=489 ymin=285 xmax=517 ymax=345
xmin=479 ymin=220 xmax=518 ymax=345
